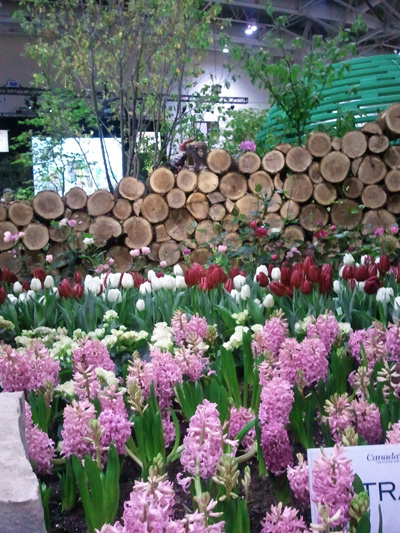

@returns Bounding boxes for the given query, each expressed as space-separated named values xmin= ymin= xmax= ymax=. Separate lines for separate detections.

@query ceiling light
xmin=251 ymin=25 xmax=258 ymax=32
xmin=223 ymin=47 xmax=229 ymax=53
xmin=245 ymin=26 xmax=253 ymax=35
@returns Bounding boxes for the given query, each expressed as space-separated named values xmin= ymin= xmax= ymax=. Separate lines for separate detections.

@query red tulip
xmin=1 ymin=268 xmax=12 ymax=284
xmin=302 ymin=257 xmax=315 ymax=276
xmin=156 ymin=271 xmax=164 ymax=278
xmin=286 ymin=286 xmax=293 ymax=298
xmin=319 ymin=264 xmax=333 ymax=294
xmin=199 ymin=276 xmax=208 ymax=291
xmin=281 ymin=266 xmax=292 ymax=286
xmin=22 ymin=279 xmax=30 ymax=292
xmin=364 ymin=276 xmax=381 ymax=295
xmin=378 ymin=254 xmax=391 ymax=274
xmin=301 ymin=279 xmax=312 ymax=295
xmin=368 ymin=264 xmax=378 ymax=278
xmin=230 ymin=266 xmax=240 ymax=279
xmin=269 ymin=281 xmax=286 ymax=297
xmin=72 ymin=283 xmax=83 ymax=299
xmin=349 ymin=278 xmax=356 ymax=292
xmin=250 ymin=220 xmax=258 ymax=229
xmin=307 ymin=265 xmax=320 ymax=284
xmin=73 ymin=271 xmax=83 ymax=284
xmin=354 ymin=265 xmax=368 ymax=282
xmin=207 ymin=265 xmax=227 ymax=288
xmin=132 ymin=273 xmax=143 ymax=288
xmin=256 ymin=272 xmax=269 ymax=287
xmin=290 ymin=270 xmax=302 ymax=289
xmin=184 ymin=268 xmax=201 ymax=287
xmin=33 ymin=267 xmax=46 ymax=283
xmin=341 ymin=265 xmax=354 ymax=280
xmin=58 ymin=279 xmax=72 ymax=298
xmin=192 ymin=262 xmax=206 ymax=277
xmin=224 ymin=278 xmax=233 ymax=293
xmin=0 ymin=287 xmax=6 ymax=305
xmin=268 ymin=264 xmax=274 ymax=277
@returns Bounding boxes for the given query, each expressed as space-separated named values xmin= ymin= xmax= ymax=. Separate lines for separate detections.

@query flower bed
xmin=1 ymin=250 xmax=400 ymax=532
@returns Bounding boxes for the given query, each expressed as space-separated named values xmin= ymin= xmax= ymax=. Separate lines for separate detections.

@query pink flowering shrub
xmin=348 ymin=325 xmax=386 ymax=366
xmin=252 ymin=316 xmax=288 ymax=358
xmin=287 ymin=455 xmax=310 ymax=506
xmin=0 ymin=341 xmax=60 ymax=393
xmin=386 ymin=421 xmax=400 ymax=444
xmin=323 ymin=394 xmax=355 ymax=443
xmin=72 ymin=338 xmax=115 ymax=373
xmin=261 ymin=422 xmax=293 ymax=475
xmin=180 ymin=399 xmax=223 ymax=480
xmin=278 ymin=337 xmax=328 ymax=387
xmin=25 ymin=402 xmax=55 ymax=474
xmin=228 ymin=406 xmax=255 ymax=451
xmin=306 ymin=311 xmax=340 ymax=353
xmin=61 ymin=400 xmax=96 ymax=459
xmin=261 ymin=503 xmax=307 ymax=532
xmin=142 ymin=349 xmax=182 ymax=409
xmin=171 ymin=311 xmax=208 ymax=346
xmin=259 ymin=376 xmax=294 ymax=426
xmin=312 ymin=444 xmax=354 ymax=528
xmin=385 ymin=323 xmax=400 ymax=362
xmin=352 ymin=397 xmax=382 ymax=444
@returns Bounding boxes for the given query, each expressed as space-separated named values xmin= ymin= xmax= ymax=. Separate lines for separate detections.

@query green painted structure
xmin=257 ymin=54 xmax=400 ymax=145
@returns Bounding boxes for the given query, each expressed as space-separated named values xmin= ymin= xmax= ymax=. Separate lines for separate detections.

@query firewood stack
xmin=1 ymin=103 xmax=400 ymax=272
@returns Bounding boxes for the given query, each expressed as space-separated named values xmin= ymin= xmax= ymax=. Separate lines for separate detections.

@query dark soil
xmin=44 ymin=457 xmax=282 ymax=532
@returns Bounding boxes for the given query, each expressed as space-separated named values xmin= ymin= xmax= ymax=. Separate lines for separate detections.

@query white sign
xmin=308 ymin=444 xmax=400 ymax=533
xmin=0 ymin=130 xmax=9 ymax=152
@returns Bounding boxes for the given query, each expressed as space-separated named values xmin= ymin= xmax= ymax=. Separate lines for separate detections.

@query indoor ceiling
xmin=211 ymin=0 xmax=400 ymax=56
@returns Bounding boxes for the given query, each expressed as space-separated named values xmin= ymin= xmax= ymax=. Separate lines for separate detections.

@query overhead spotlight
xmin=251 ymin=25 xmax=258 ymax=32
xmin=223 ymin=47 xmax=229 ymax=53
xmin=245 ymin=25 xmax=253 ymax=35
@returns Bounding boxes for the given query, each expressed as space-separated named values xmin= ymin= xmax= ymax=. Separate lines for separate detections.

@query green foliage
xmin=14 ymin=0 xmax=222 ymax=188
xmin=40 ymin=482 xmax=52 ymax=532
xmin=71 ymin=443 xmax=120 ymax=533
xmin=220 ymin=108 xmax=268 ymax=157
xmin=231 ymin=9 xmax=366 ymax=145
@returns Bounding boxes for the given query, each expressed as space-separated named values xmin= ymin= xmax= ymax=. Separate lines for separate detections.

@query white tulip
xmin=230 ymin=289 xmax=241 ymax=303
xmin=263 ymin=294 xmax=274 ymax=308
xmin=173 ymin=264 xmax=184 ymax=276
xmin=107 ymin=273 xmax=120 ymax=288
xmin=343 ymin=253 xmax=355 ymax=265
xmin=7 ymin=294 xmax=17 ymax=304
xmin=13 ymin=281 xmax=23 ymax=294
xmin=162 ymin=275 xmax=175 ymax=290
xmin=139 ymin=281 xmax=152 ymax=295
xmin=107 ymin=288 xmax=122 ymax=303
xmin=151 ymin=276 xmax=163 ymax=291
xmin=175 ymin=275 xmax=187 ymax=289
xmin=376 ymin=287 xmax=394 ymax=304
xmin=271 ymin=267 xmax=281 ymax=281
xmin=233 ymin=275 xmax=246 ymax=290
xmin=333 ymin=280 xmax=341 ymax=294
xmin=83 ymin=237 xmax=94 ymax=246
xmin=30 ymin=278 xmax=42 ymax=292
xmin=394 ymin=296 xmax=400 ymax=312
xmin=357 ymin=281 xmax=365 ymax=291
xmin=27 ymin=290 xmax=36 ymax=300
xmin=147 ymin=269 xmax=156 ymax=281
xmin=136 ymin=299 xmax=145 ymax=311
xmin=240 ymin=284 xmax=251 ymax=301
xmin=253 ymin=265 xmax=268 ymax=282
xmin=44 ymin=275 xmax=55 ymax=289
xmin=121 ymin=273 xmax=134 ymax=289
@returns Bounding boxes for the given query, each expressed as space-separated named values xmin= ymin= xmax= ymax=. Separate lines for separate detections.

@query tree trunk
xmin=164 ymin=208 xmax=195 ymax=241
xmin=358 ymin=156 xmax=386 ymax=184
xmin=313 ymin=182 xmax=337 ymax=205
xmin=262 ymin=150 xmax=285 ymax=174
xmin=33 ymin=191 xmax=64 ymax=219
xmin=65 ymin=187 xmax=88 ymax=210
xmin=8 ymin=202 xmax=34 ymax=227
xmin=206 ymin=148 xmax=232 ymax=174
xmin=331 ymin=199 xmax=362 ymax=230
xmin=283 ymin=174 xmax=313 ymax=203
xmin=361 ymin=185 xmax=387 ymax=209
xmin=176 ymin=169 xmax=197 ymax=192
xmin=149 ymin=168 xmax=175 ymax=194
xmin=219 ymin=172 xmax=247 ymax=201
xmin=186 ymin=192 xmax=209 ymax=220
xmin=238 ymin=152 xmax=261 ymax=174
xmin=343 ymin=178 xmax=364 ymax=199
xmin=248 ymin=171 xmax=274 ymax=197
xmin=141 ymin=194 xmax=169 ymax=223
xmin=306 ymin=132 xmax=331 ymax=158
xmin=113 ymin=199 xmax=133 ymax=220
xmin=123 ymin=216 xmax=153 ymax=248
xmin=118 ymin=177 xmax=145 ymax=200
xmin=87 ymin=190 xmax=115 ymax=216
xmin=22 ymin=223 xmax=50 ymax=250
xmin=158 ymin=241 xmax=181 ymax=265
xmin=299 ymin=204 xmax=329 ymax=231
xmin=198 ymin=171 xmax=219 ymax=194
xmin=166 ymin=188 xmax=186 ymax=209
xmin=341 ymin=131 xmax=367 ymax=158
xmin=286 ymin=146 xmax=312 ymax=172
xmin=320 ymin=152 xmax=350 ymax=183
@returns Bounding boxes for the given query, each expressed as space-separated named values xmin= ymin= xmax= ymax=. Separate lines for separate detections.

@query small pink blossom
xmin=287 ymin=455 xmax=310 ymax=506
xmin=217 ymin=245 xmax=227 ymax=253
xmin=18 ymin=231 xmax=25 ymax=238
xmin=261 ymin=503 xmax=307 ymax=533
xmin=46 ymin=254 xmax=53 ymax=263
xmin=96 ymin=265 xmax=104 ymax=274
xmin=240 ymin=140 xmax=256 ymax=152
xmin=184 ymin=248 xmax=191 ymax=255
xmin=68 ymin=219 xmax=77 ymax=227
xmin=160 ymin=260 xmax=168 ymax=268
xmin=107 ymin=258 xmax=115 ymax=266
xmin=386 ymin=421 xmax=400 ymax=444
xmin=375 ymin=227 xmax=384 ymax=236
xmin=59 ymin=218 xmax=68 ymax=227
xmin=390 ymin=225 xmax=399 ymax=235
xmin=3 ymin=231 xmax=12 ymax=243
xmin=25 ymin=402 xmax=55 ymax=474
xmin=130 ymin=249 xmax=141 ymax=257
xmin=271 ymin=254 xmax=278 ymax=260
xmin=141 ymin=246 xmax=151 ymax=255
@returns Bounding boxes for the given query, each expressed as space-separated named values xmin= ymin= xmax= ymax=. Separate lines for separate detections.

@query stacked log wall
xmin=2 ymin=104 xmax=400 ymax=272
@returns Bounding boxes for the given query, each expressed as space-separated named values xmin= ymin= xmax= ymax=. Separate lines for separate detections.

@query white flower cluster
xmin=149 ymin=322 xmax=174 ymax=351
